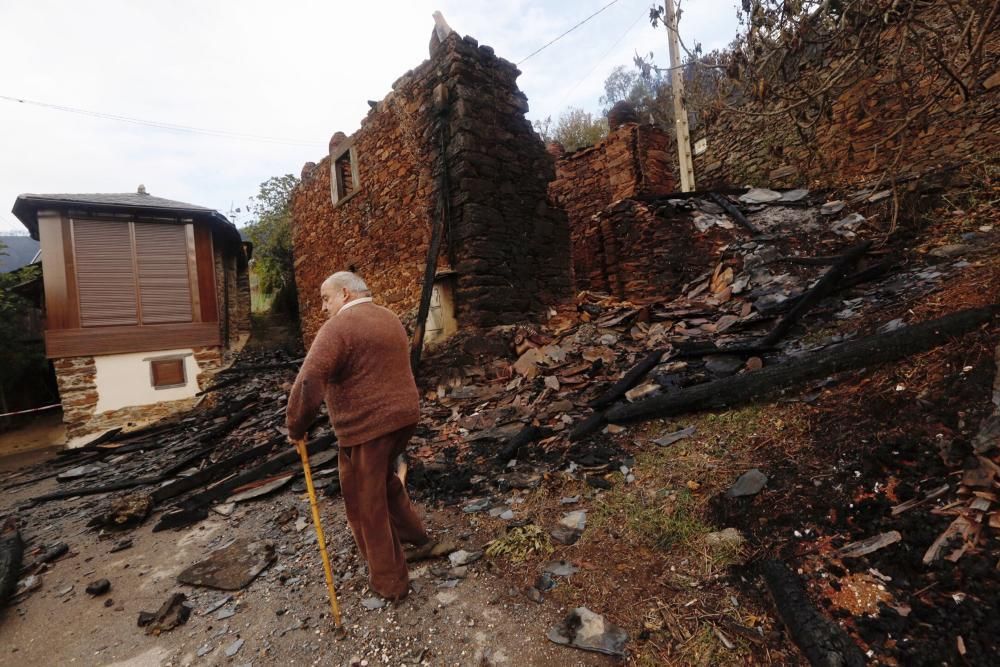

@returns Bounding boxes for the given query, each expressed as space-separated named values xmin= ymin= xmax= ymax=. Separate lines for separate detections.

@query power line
xmin=517 ymin=0 xmax=622 ymax=65
xmin=565 ymin=8 xmax=648 ymax=99
xmin=0 ymin=94 xmax=320 ymax=147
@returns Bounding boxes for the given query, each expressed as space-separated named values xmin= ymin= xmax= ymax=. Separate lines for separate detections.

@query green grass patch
xmin=485 ymin=524 xmax=553 ymax=563
xmin=589 ymin=487 xmax=711 ymax=551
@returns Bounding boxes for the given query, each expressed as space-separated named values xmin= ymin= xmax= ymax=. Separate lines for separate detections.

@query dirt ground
xmin=0 ymin=466 xmax=610 ymax=667
xmin=0 ymin=412 xmax=65 ymax=463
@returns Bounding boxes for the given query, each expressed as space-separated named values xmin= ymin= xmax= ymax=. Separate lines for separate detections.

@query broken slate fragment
xmin=211 ymin=503 xmax=236 ymax=517
xmin=224 ymin=638 xmax=245 ymax=657
xmin=362 ymin=597 xmax=387 ymax=610
xmin=56 ymin=463 xmax=105 ymax=482
xmin=542 ymin=560 xmax=580 ymax=577
xmin=550 ymin=511 xmax=587 ymax=546
xmin=448 ymin=549 xmax=483 ymax=567
xmin=462 ymin=498 xmax=491 ymax=513
xmin=85 ymin=579 xmax=111 ymax=596
xmin=202 ymin=595 xmax=232 ymax=615
xmin=820 ymin=200 xmax=846 ymax=215
xmin=109 ymin=539 xmax=132 ymax=553
xmin=140 ymin=592 xmax=191 ymax=635
xmin=653 ymin=426 xmax=696 ymax=447
xmin=778 ymin=188 xmax=809 ymax=202
xmin=727 ymin=469 xmax=768 ymax=497
xmin=177 ymin=539 xmax=275 ymax=590
xmin=227 ymin=473 xmax=294 ymax=503
xmin=215 ymin=607 xmax=237 ymax=620
xmin=547 ymin=607 xmax=628 ymax=657
xmin=739 ymin=188 xmax=782 ymax=204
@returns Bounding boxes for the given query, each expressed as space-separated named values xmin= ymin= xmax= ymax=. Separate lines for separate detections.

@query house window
xmin=73 ymin=220 xmax=193 ymax=327
xmin=330 ymin=144 xmax=360 ymax=205
xmin=149 ymin=357 xmax=186 ymax=389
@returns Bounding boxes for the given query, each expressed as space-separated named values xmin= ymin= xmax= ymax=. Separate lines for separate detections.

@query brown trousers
xmin=338 ymin=423 xmax=428 ymax=599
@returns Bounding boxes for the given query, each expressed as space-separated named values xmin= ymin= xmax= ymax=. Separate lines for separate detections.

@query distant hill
xmin=0 ymin=235 xmax=40 ymax=272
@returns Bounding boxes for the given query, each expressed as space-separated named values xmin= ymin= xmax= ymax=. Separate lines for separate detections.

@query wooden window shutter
xmin=134 ymin=223 xmax=193 ymax=324
xmin=73 ymin=220 xmax=139 ymax=327
xmin=150 ymin=357 xmax=186 ymax=388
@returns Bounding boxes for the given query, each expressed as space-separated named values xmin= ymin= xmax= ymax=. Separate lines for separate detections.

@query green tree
xmin=0 ymin=243 xmax=46 ymax=416
xmin=534 ymin=108 xmax=609 ymax=151
xmin=242 ymin=174 xmax=299 ymax=295
xmin=600 ymin=63 xmax=673 ymax=128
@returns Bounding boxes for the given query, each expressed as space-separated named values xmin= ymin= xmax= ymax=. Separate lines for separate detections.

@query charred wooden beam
xmin=758 ymin=240 xmax=872 ymax=348
xmin=151 ymin=436 xmax=282 ymax=504
xmin=607 ymin=307 xmax=996 ymax=424
xmin=28 ymin=476 xmax=161 ymax=504
xmin=569 ymin=412 xmax=608 ymax=442
xmin=410 ymin=98 xmax=452 ymax=375
xmin=495 ymin=425 xmax=553 ymax=462
xmin=760 ymin=560 xmax=866 ymax=667
xmin=215 ymin=359 xmax=303 ymax=375
xmin=0 ymin=528 xmax=23 ymax=606
xmin=708 ymin=192 xmax=762 ymax=235
xmin=154 ymin=434 xmax=336 ymax=531
xmin=589 ymin=349 xmax=667 ymax=409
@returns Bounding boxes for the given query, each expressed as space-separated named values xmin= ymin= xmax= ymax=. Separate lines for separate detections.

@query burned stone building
xmin=291 ymin=28 xmax=572 ymax=345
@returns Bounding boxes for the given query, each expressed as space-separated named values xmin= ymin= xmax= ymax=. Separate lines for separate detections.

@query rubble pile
xmin=407 ymin=187 xmax=992 ymax=501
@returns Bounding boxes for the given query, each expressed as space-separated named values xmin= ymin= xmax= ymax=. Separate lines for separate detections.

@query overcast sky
xmin=0 ymin=0 xmax=742 ymax=233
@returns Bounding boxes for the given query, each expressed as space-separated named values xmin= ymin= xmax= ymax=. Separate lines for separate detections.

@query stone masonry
xmin=692 ymin=7 xmax=999 ymax=188
xmin=53 ymin=346 xmax=225 ymax=439
xmin=292 ymin=31 xmax=571 ymax=345
xmin=548 ymin=114 xmax=677 ymax=301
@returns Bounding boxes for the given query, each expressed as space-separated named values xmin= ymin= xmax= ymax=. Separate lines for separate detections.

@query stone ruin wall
xmin=692 ymin=9 xmax=1000 ymax=189
xmin=292 ymin=32 xmax=571 ymax=345
xmin=548 ymin=121 xmax=678 ymax=301
xmin=577 ymin=199 xmax=733 ymax=302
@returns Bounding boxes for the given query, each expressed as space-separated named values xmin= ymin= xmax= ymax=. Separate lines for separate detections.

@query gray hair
xmin=322 ymin=271 xmax=371 ymax=295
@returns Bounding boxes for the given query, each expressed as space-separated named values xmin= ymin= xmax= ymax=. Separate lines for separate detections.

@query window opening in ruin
xmin=331 ymin=144 xmax=360 ymax=205
xmin=149 ymin=356 xmax=187 ymax=389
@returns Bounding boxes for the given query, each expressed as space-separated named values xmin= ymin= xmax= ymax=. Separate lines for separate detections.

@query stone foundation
xmin=55 ymin=345 xmax=226 ymax=440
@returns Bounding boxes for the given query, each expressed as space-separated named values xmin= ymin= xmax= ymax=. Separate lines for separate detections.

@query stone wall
xmin=548 ymin=121 xmax=676 ymax=300
xmin=292 ymin=31 xmax=571 ymax=345
xmin=692 ymin=11 xmax=999 ymax=188
xmin=55 ymin=345 xmax=225 ymax=439
xmin=54 ymin=356 xmax=97 ymax=439
xmin=572 ymin=199 xmax=732 ymax=300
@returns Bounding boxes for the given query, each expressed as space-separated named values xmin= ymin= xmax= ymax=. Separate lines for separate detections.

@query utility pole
xmin=664 ymin=0 xmax=696 ymax=192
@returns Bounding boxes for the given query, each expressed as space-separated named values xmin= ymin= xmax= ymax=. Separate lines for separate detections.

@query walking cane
xmin=294 ymin=438 xmax=345 ymax=634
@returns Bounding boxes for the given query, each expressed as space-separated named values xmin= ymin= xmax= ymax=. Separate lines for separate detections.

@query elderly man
xmin=286 ymin=271 xmax=430 ymax=601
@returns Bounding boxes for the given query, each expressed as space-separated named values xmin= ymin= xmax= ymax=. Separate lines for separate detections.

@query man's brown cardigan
xmin=286 ymin=302 xmax=420 ymax=446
